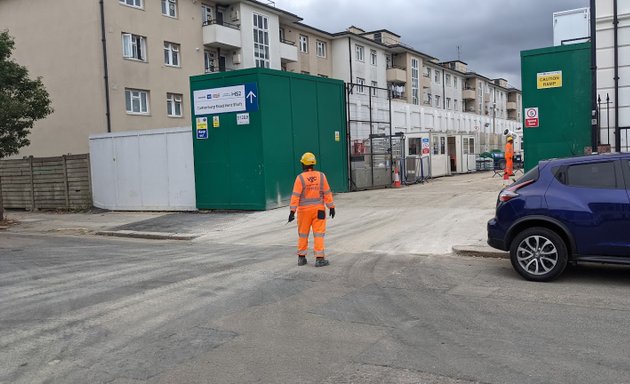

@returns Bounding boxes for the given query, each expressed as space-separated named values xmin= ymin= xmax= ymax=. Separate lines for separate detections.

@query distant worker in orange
xmin=288 ymin=152 xmax=335 ymax=267
xmin=505 ymin=135 xmax=514 ymax=176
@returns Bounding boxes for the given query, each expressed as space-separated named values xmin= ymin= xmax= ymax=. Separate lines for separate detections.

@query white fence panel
xmin=89 ymin=127 xmax=196 ymax=211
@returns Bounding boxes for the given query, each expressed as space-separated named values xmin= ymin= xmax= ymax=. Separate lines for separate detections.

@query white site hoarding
xmin=89 ymin=127 xmax=197 ymax=211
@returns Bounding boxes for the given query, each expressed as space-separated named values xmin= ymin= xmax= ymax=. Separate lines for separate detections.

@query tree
xmin=0 ymin=30 xmax=53 ymax=158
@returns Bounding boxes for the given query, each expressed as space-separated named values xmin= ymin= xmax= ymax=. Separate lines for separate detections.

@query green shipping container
xmin=190 ymin=68 xmax=348 ymax=211
xmin=520 ymin=43 xmax=592 ymax=171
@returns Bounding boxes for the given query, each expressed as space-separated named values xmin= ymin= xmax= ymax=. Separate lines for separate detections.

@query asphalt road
xmin=2 ymin=232 xmax=630 ymax=384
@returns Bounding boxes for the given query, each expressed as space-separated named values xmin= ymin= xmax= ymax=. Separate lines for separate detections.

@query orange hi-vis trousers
xmin=296 ymin=208 xmax=326 ymax=258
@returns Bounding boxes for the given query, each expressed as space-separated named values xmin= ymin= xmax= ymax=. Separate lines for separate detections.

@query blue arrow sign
xmin=244 ymin=82 xmax=259 ymax=112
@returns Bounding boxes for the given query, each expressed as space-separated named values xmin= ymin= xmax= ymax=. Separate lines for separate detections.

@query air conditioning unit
xmin=232 ymin=52 xmax=241 ymax=64
xmin=231 ymin=8 xmax=240 ymax=21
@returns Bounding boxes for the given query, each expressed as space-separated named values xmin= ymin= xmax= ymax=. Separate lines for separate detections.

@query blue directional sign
xmin=193 ymin=83 xmax=259 ymax=115
xmin=244 ymin=82 xmax=259 ymax=112
xmin=196 ymin=129 xmax=208 ymax=139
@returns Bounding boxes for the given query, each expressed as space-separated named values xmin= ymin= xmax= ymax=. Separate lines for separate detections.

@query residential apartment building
xmin=0 ymin=0 xmax=521 ymax=158
xmin=282 ymin=22 xmax=333 ymax=78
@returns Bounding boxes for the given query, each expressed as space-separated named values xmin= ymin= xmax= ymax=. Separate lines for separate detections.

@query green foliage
xmin=0 ymin=30 xmax=53 ymax=158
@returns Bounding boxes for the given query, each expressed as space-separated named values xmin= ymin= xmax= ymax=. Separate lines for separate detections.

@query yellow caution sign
xmin=537 ymin=71 xmax=562 ymax=89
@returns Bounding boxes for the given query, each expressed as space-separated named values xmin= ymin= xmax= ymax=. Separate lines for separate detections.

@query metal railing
xmin=202 ymin=19 xmax=240 ymax=30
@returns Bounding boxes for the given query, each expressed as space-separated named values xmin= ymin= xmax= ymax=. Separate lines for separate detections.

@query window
xmin=167 ymin=93 xmax=183 ymax=117
xmin=316 ymin=40 xmax=327 ymax=58
xmin=446 ymin=74 xmax=451 ymax=87
xmin=370 ymin=49 xmax=377 ymax=65
xmin=469 ymin=138 xmax=475 ymax=154
xmin=279 ymin=27 xmax=285 ymax=42
xmin=446 ymin=97 xmax=451 ymax=109
xmin=454 ymin=77 xmax=458 ymax=88
xmin=356 ymin=77 xmax=365 ymax=93
xmin=427 ymin=93 xmax=432 ymax=104
xmin=299 ymin=35 xmax=308 ymax=53
xmin=125 ymin=89 xmax=149 ymax=114
xmin=164 ymin=42 xmax=180 ymax=66
xmin=565 ymin=162 xmax=619 ymax=189
xmin=253 ymin=14 xmax=270 ymax=68
xmin=454 ymin=99 xmax=458 ymax=111
xmin=120 ymin=0 xmax=143 ymax=8
xmin=434 ymin=70 xmax=441 ymax=84
xmin=204 ymin=50 xmax=215 ymax=73
xmin=435 ymin=95 xmax=441 ymax=108
xmin=432 ymin=136 xmax=445 ymax=155
xmin=355 ymin=44 xmax=364 ymax=62
xmin=411 ymin=58 xmax=419 ymax=105
xmin=161 ymin=0 xmax=177 ymax=17
xmin=371 ymin=81 xmax=378 ymax=96
xmin=425 ymin=67 xmax=431 ymax=78
xmin=202 ymin=3 xmax=213 ymax=24
xmin=122 ymin=33 xmax=147 ymax=61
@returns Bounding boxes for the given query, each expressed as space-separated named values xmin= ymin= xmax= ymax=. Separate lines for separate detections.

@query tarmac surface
xmin=1 ymin=171 xmax=509 ymax=258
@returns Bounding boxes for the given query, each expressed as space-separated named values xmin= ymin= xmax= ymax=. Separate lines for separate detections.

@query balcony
xmin=507 ymin=101 xmax=517 ymax=111
xmin=386 ymin=67 xmax=406 ymax=84
xmin=280 ymin=39 xmax=298 ymax=62
xmin=202 ymin=20 xmax=241 ymax=50
xmin=463 ymin=89 xmax=476 ymax=100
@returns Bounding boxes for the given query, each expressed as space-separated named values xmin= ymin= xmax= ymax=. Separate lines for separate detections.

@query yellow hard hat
xmin=507 ymin=135 xmax=514 ymax=141
xmin=300 ymin=152 xmax=316 ymax=165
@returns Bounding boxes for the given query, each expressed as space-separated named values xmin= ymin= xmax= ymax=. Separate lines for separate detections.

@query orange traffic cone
xmin=393 ymin=167 xmax=401 ymax=188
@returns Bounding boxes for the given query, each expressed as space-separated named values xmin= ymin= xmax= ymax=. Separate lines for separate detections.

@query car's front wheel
xmin=510 ymin=227 xmax=568 ymax=282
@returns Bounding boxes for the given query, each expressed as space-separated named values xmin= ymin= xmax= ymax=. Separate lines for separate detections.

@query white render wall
xmin=89 ymin=127 xmax=196 ymax=211
xmin=596 ymin=0 xmax=630 ymax=149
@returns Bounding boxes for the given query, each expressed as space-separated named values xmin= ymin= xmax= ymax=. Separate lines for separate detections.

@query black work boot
xmin=298 ymin=256 xmax=307 ymax=266
xmin=315 ymin=258 xmax=329 ymax=267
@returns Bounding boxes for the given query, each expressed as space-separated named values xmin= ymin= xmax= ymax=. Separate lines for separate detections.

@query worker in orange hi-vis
xmin=505 ymin=135 xmax=514 ymax=176
xmin=287 ymin=152 xmax=335 ymax=267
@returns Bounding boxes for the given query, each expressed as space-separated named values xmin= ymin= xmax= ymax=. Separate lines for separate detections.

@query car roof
xmin=542 ymin=152 xmax=630 ymax=166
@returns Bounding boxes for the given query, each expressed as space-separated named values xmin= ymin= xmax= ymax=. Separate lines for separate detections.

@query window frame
xmin=161 ymin=0 xmax=177 ymax=18
xmin=166 ymin=92 xmax=183 ymax=117
xmin=316 ymin=40 xmax=327 ymax=58
xmin=163 ymin=41 xmax=180 ymax=67
xmin=299 ymin=35 xmax=308 ymax=53
xmin=201 ymin=3 xmax=213 ymax=24
xmin=355 ymin=44 xmax=364 ymax=62
xmin=125 ymin=88 xmax=150 ymax=115
xmin=370 ymin=49 xmax=377 ymax=65
xmin=122 ymin=33 xmax=147 ymax=62
xmin=252 ymin=13 xmax=270 ymax=68
xmin=356 ymin=77 xmax=365 ymax=94
xmin=204 ymin=50 xmax=215 ymax=73
xmin=119 ymin=0 xmax=143 ymax=9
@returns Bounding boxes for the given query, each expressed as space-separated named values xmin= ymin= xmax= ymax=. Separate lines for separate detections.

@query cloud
xmin=274 ymin=0 xmax=589 ymax=88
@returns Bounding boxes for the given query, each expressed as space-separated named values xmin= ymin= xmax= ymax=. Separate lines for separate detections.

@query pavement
xmin=0 ymin=171 xmax=509 ymax=259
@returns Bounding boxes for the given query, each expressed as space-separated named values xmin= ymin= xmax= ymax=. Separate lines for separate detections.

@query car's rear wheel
xmin=510 ymin=227 xmax=568 ymax=282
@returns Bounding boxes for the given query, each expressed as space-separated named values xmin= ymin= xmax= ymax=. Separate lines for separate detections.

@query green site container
xmin=520 ymin=43 xmax=592 ymax=171
xmin=190 ymin=68 xmax=348 ymax=211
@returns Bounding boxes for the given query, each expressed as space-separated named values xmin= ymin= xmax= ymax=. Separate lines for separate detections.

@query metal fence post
xmin=0 ymin=175 xmax=4 ymax=221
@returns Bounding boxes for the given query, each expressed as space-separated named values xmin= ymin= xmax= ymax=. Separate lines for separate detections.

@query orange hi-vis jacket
xmin=505 ymin=141 xmax=514 ymax=160
xmin=290 ymin=170 xmax=335 ymax=212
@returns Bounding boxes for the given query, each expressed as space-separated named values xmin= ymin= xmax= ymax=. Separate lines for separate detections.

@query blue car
xmin=487 ymin=153 xmax=630 ymax=281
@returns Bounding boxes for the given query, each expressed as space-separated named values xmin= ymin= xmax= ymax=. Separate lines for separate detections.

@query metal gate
xmin=346 ymin=83 xmax=401 ymax=190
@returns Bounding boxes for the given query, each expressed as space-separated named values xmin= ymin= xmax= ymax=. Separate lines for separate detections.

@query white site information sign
xmin=236 ymin=113 xmax=250 ymax=125
xmin=194 ymin=85 xmax=246 ymax=115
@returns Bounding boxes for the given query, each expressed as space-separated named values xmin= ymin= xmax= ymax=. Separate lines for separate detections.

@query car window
xmin=513 ymin=165 xmax=538 ymax=187
xmin=565 ymin=161 xmax=618 ymax=189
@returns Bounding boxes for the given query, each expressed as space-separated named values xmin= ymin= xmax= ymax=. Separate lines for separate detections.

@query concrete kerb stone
xmin=452 ymin=245 xmax=508 ymax=259
xmin=95 ymin=230 xmax=201 ymax=241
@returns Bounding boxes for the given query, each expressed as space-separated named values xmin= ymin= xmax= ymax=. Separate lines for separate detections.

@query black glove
xmin=288 ymin=211 xmax=295 ymax=223
xmin=329 ymin=208 xmax=335 ymax=218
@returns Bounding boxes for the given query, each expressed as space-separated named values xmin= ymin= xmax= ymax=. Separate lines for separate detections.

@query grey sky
xmin=273 ymin=0 xmax=589 ymax=88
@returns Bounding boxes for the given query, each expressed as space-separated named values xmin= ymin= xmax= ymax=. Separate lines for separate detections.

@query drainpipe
xmin=99 ymin=0 xmax=112 ymax=133
xmin=613 ymin=0 xmax=621 ymax=152
xmin=347 ymin=37 xmax=353 ymax=87
xmin=590 ymin=0 xmax=598 ymax=150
